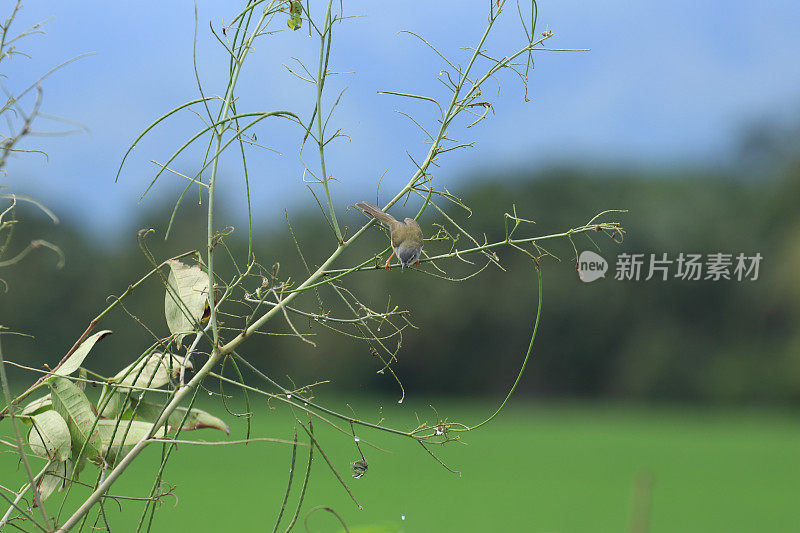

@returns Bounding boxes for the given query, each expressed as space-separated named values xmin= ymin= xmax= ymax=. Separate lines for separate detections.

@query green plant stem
xmin=314 ymin=0 xmax=343 ymax=242
xmin=271 ymin=432 xmax=298 ymax=533
xmin=464 ymin=264 xmax=542 ymax=431
xmin=206 ymin=2 xmax=275 ymax=347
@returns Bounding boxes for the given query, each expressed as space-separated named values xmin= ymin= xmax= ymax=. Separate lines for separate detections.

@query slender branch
xmin=149 ymin=437 xmax=304 ymax=446
xmin=320 ymin=221 xmax=623 ymax=275
xmin=271 ymin=431 xmax=297 ymax=533
xmin=313 ymin=0 xmax=343 ymax=242
xmin=0 ymin=337 xmax=50 ymax=528
xmin=464 ymin=262 xmax=543 ymax=431
xmin=205 ymin=1 xmax=276 ymax=348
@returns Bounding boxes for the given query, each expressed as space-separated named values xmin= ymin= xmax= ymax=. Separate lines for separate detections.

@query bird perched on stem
xmin=355 ymin=201 xmax=423 ymax=270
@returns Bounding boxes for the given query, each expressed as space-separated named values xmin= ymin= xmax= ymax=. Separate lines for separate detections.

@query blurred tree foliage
xmin=1 ymin=154 xmax=798 ymax=404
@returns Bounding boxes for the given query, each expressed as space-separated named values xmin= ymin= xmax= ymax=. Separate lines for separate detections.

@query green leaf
xmin=132 ymin=400 xmax=230 ymax=434
xmin=97 ymin=386 xmax=126 ymax=419
xmin=48 ymin=376 xmax=102 ymax=461
xmin=21 ymin=394 xmax=53 ymax=417
xmin=170 ymin=406 xmax=230 ymax=434
xmin=96 ymin=419 xmax=167 ymax=466
xmin=56 ymin=330 xmax=113 ymax=376
xmin=287 ymin=16 xmax=302 ymax=30
xmin=36 ymin=460 xmax=75 ymax=503
xmin=287 ymin=1 xmax=303 ymax=30
xmin=27 ymin=410 xmax=71 ymax=461
xmin=112 ymin=352 xmax=190 ymax=392
xmin=164 ymin=259 xmax=209 ymax=347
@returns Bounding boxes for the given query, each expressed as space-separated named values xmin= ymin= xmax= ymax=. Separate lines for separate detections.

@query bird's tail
xmin=355 ymin=201 xmax=397 ymax=225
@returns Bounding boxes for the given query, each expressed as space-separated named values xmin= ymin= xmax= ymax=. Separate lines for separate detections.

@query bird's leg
xmin=384 ymin=250 xmax=395 ymax=270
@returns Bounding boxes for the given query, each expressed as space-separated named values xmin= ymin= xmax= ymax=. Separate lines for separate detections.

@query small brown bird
xmin=355 ymin=201 xmax=423 ymax=270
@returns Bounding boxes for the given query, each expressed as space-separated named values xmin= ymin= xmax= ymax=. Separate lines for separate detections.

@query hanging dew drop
xmin=287 ymin=394 xmax=292 ymax=399
xmin=397 ymin=398 xmax=403 ymax=404
xmin=401 ymin=515 xmax=406 ymax=521
xmin=354 ymin=436 xmax=360 ymax=442
xmin=208 ymin=391 xmax=213 ymax=396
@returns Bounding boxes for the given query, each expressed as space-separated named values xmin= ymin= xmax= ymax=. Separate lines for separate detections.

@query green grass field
xmin=3 ymin=397 xmax=799 ymax=532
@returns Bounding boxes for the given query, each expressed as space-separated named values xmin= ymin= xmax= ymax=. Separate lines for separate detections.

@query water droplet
xmin=397 ymin=399 xmax=403 ymax=404
xmin=303 ymin=402 xmax=308 ymax=406
xmin=401 ymin=515 xmax=406 ymax=520
xmin=286 ymin=394 xmax=292 ymax=399
xmin=353 ymin=436 xmax=360 ymax=442
xmin=357 ymin=505 xmax=363 ymax=510
xmin=208 ymin=391 xmax=213 ymax=396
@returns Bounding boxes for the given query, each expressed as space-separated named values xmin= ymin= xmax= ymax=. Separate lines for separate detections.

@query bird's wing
xmin=355 ymin=201 xmax=397 ymax=225
xmin=402 ymin=218 xmax=423 ymax=248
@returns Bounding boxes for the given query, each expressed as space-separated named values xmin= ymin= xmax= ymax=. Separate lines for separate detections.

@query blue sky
xmin=4 ymin=1 xmax=800 ymax=240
